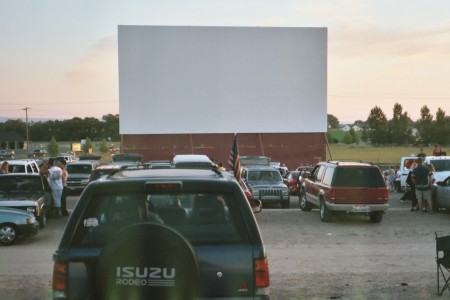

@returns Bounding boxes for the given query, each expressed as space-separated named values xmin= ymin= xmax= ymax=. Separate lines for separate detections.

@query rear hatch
xmin=330 ymin=167 xmax=388 ymax=204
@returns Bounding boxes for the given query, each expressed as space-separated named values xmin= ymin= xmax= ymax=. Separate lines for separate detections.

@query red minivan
xmin=299 ymin=161 xmax=389 ymax=223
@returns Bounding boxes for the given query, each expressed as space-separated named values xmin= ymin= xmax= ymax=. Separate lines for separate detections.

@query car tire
xmin=0 ymin=224 xmax=18 ymax=245
xmin=319 ymin=199 xmax=332 ymax=222
xmin=97 ymin=223 xmax=198 ymax=300
xmin=39 ymin=210 xmax=47 ymax=229
xmin=369 ymin=212 xmax=383 ymax=223
xmin=299 ymin=191 xmax=312 ymax=211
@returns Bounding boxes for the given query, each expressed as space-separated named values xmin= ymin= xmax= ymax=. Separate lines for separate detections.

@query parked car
xmin=88 ymin=164 xmax=129 ymax=183
xmin=0 ymin=207 xmax=38 ymax=245
xmin=171 ymin=154 xmax=214 ymax=169
xmin=53 ymin=168 xmax=270 ymax=299
xmin=299 ymin=161 xmax=389 ymax=223
xmin=0 ymin=174 xmax=52 ymax=228
xmin=27 ymin=149 xmax=48 ymax=158
xmin=0 ymin=149 xmax=15 ymax=159
xmin=144 ymin=160 xmax=171 ymax=169
xmin=7 ymin=159 xmax=40 ymax=174
xmin=111 ymin=153 xmax=143 ymax=166
xmin=66 ymin=160 xmax=100 ymax=194
xmin=432 ymin=175 xmax=450 ymax=211
xmin=241 ymin=165 xmax=290 ymax=208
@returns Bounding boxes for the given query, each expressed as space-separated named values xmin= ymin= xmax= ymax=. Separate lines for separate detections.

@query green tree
xmin=99 ymin=139 xmax=109 ymax=154
xmin=416 ymin=105 xmax=433 ymax=144
xmin=387 ymin=103 xmax=411 ymax=144
xmin=367 ymin=106 xmax=388 ymax=144
xmin=342 ymin=132 xmax=353 ymax=144
xmin=361 ymin=128 xmax=369 ymax=143
xmin=327 ymin=114 xmax=340 ymax=129
xmin=433 ymin=108 xmax=450 ymax=145
xmin=349 ymin=127 xmax=360 ymax=144
xmin=82 ymin=137 xmax=93 ymax=153
xmin=47 ymin=137 xmax=59 ymax=156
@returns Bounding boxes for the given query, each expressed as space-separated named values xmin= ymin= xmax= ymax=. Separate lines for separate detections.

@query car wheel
xmin=319 ymin=199 xmax=332 ymax=222
xmin=39 ymin=210 xmax=47 ymax=229
xmin=97 ymin=223 xmax=198 ymax=300
xmin=299 ymin=191 xmax=312 ymax=211
xmin=0 ymin=224 xmax=18 ymax=245
xmin=369 ymin=212 xmax=383 ymax=223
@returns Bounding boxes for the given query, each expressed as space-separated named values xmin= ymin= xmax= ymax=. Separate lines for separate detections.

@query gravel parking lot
xmin=1 ymin=192 xmax=449 ymax=299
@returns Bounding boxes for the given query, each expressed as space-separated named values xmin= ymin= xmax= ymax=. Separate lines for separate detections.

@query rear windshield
xmin=73 ymin=191 xmax=249 ymax=247
xmin=67 ymin=164 xmax=93 ymax=174
xmin=0 ymin=176 xmax=45 ymax=199
xmin=332 ymin=167 xmax=385 ymax=187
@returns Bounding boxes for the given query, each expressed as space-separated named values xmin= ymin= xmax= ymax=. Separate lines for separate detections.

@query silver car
xmin=432 ymin=175 xmax=450 ymax=211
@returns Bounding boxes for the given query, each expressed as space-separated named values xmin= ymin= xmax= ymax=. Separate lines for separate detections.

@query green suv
xmin=53 ymin=167 xmax=269 ymax=299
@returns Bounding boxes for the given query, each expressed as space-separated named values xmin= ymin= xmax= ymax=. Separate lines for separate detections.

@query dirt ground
xmin=1 ymin=193 xmax=449 ymax=299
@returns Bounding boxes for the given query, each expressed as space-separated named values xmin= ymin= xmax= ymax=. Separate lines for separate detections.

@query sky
xmin=1 ymin=0 xmax=449 ymax=124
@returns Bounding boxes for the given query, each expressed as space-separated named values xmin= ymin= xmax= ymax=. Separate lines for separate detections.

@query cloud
xmin=64 ymin=35 xmax=118 ymax=86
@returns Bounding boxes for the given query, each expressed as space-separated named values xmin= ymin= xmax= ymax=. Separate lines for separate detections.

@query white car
xmin=6 ymin=159 xmax=40 ymax=174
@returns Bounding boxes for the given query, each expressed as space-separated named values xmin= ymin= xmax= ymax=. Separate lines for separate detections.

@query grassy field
xmin=326 ymin=144 xmax=434 ymax=165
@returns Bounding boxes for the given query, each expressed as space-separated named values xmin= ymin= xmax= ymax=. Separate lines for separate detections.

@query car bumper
xmin=19 ymin=223 xmax=39 ymax=238
xmin=326 ymin=203 xmax=389 ymax=213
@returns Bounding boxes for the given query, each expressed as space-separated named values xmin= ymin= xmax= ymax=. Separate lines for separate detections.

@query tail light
xmin=53 ymin=262 xmax=67 ymax=295
xmin=383 ymin=188 xmax=389 ymax=201
xmin=329 ymin=188 xmax=336 ymax=201
xmin=254 ymin=257 xmax=270 ymax=288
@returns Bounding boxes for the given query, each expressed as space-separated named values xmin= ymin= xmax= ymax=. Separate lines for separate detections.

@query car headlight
xmin=26 ymin=217 xmax=36 ymax=224
xmin=27 ymin=207 xmax=36 ymax=213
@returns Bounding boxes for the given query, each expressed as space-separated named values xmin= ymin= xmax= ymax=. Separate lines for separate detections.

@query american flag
xmin=228 ymin=134 xmax=241 ymax=181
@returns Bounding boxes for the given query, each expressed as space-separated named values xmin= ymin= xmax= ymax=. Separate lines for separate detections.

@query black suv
xmin=300 ymin=161 xmax=389 ymax=223
xmin=53 ymin=168 xmax=269 ymax=299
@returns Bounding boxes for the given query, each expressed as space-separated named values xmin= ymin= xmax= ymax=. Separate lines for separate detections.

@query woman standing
xmin=60 ymin=160 xmax=69 ymax=216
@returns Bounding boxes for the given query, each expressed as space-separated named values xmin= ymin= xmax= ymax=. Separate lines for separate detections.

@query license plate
xmin=352 ymin=205 xmax=369 ymax=212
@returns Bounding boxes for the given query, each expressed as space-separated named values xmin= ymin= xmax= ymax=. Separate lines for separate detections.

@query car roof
xmin=321 ymin=161 xmax=378 ymax=167
xmin=172 ymin=154 xmax=212 ymax=164
xmin=107 ymin=168 xmax=230 ymax=181
xmin=68 ymin=160 xmax=99 ymax=165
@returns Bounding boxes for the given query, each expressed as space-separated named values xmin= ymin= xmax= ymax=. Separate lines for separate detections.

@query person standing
xmin=417 ymin=148 xmax=426 ymax=158
xmin=60 ymin=160 xmax=69 ymax=216
xmin=412 ymin=157 xmax=432 ymax=213
xmin=48 ymin=158 xmax=64 ymax=218
xmin=394 ymin=165 xmax=402 ymax=192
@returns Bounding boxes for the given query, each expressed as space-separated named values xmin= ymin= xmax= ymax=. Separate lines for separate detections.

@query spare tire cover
xmin=97 ymin=223 xmax=198 ymax=300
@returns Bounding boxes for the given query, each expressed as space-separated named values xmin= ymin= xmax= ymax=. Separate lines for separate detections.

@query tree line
xmin=0 ymin=114 xmax=119 ymax=144
xmin=328 ymin=103 xmax=450 ymax=145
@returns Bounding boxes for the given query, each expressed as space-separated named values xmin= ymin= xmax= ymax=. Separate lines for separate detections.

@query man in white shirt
xmin=48 ymin=158 xmax=64 ymax=218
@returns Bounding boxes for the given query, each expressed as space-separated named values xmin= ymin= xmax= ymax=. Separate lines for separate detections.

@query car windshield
xmin=332 ymin=167 xmax=386 ymax=187
xmin=74 ymin=191 xmax=248 ymax=247
xmin=248 ymin=170 xmax=282 ymax=182
xmin=0 ymin=176 xmax=44 ymax=200
xmin=429 ymin=160 xmax=450 ymax=172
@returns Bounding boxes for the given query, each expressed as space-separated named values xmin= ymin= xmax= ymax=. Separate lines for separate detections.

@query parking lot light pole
xmin=22 ymin=107 xmax=30 ymax=151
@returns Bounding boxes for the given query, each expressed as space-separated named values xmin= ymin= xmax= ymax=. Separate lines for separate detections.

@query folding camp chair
xmin=435 ymin=232 xmax=450 ymax=296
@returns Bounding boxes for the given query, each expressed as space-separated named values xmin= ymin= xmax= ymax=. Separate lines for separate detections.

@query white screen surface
xmin=118 ymin=26 xmax=327 ymax=134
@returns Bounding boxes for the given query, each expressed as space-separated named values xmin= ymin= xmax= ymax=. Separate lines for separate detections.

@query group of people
xmin=384 ymin=165 xmax=402 ymax=192
xmin=401 ymin=156 xmax=436 ymax=213
xmin=40 ymin=158 xmax=69 ymax=218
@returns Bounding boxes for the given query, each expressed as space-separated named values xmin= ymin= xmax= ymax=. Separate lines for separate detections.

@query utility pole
xmin=22 ymin=107 xmax=30 ymax=151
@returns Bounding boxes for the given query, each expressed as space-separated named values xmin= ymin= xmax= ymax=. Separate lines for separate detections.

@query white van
xmin=399 ymin=156 xmax=450 ymax=190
